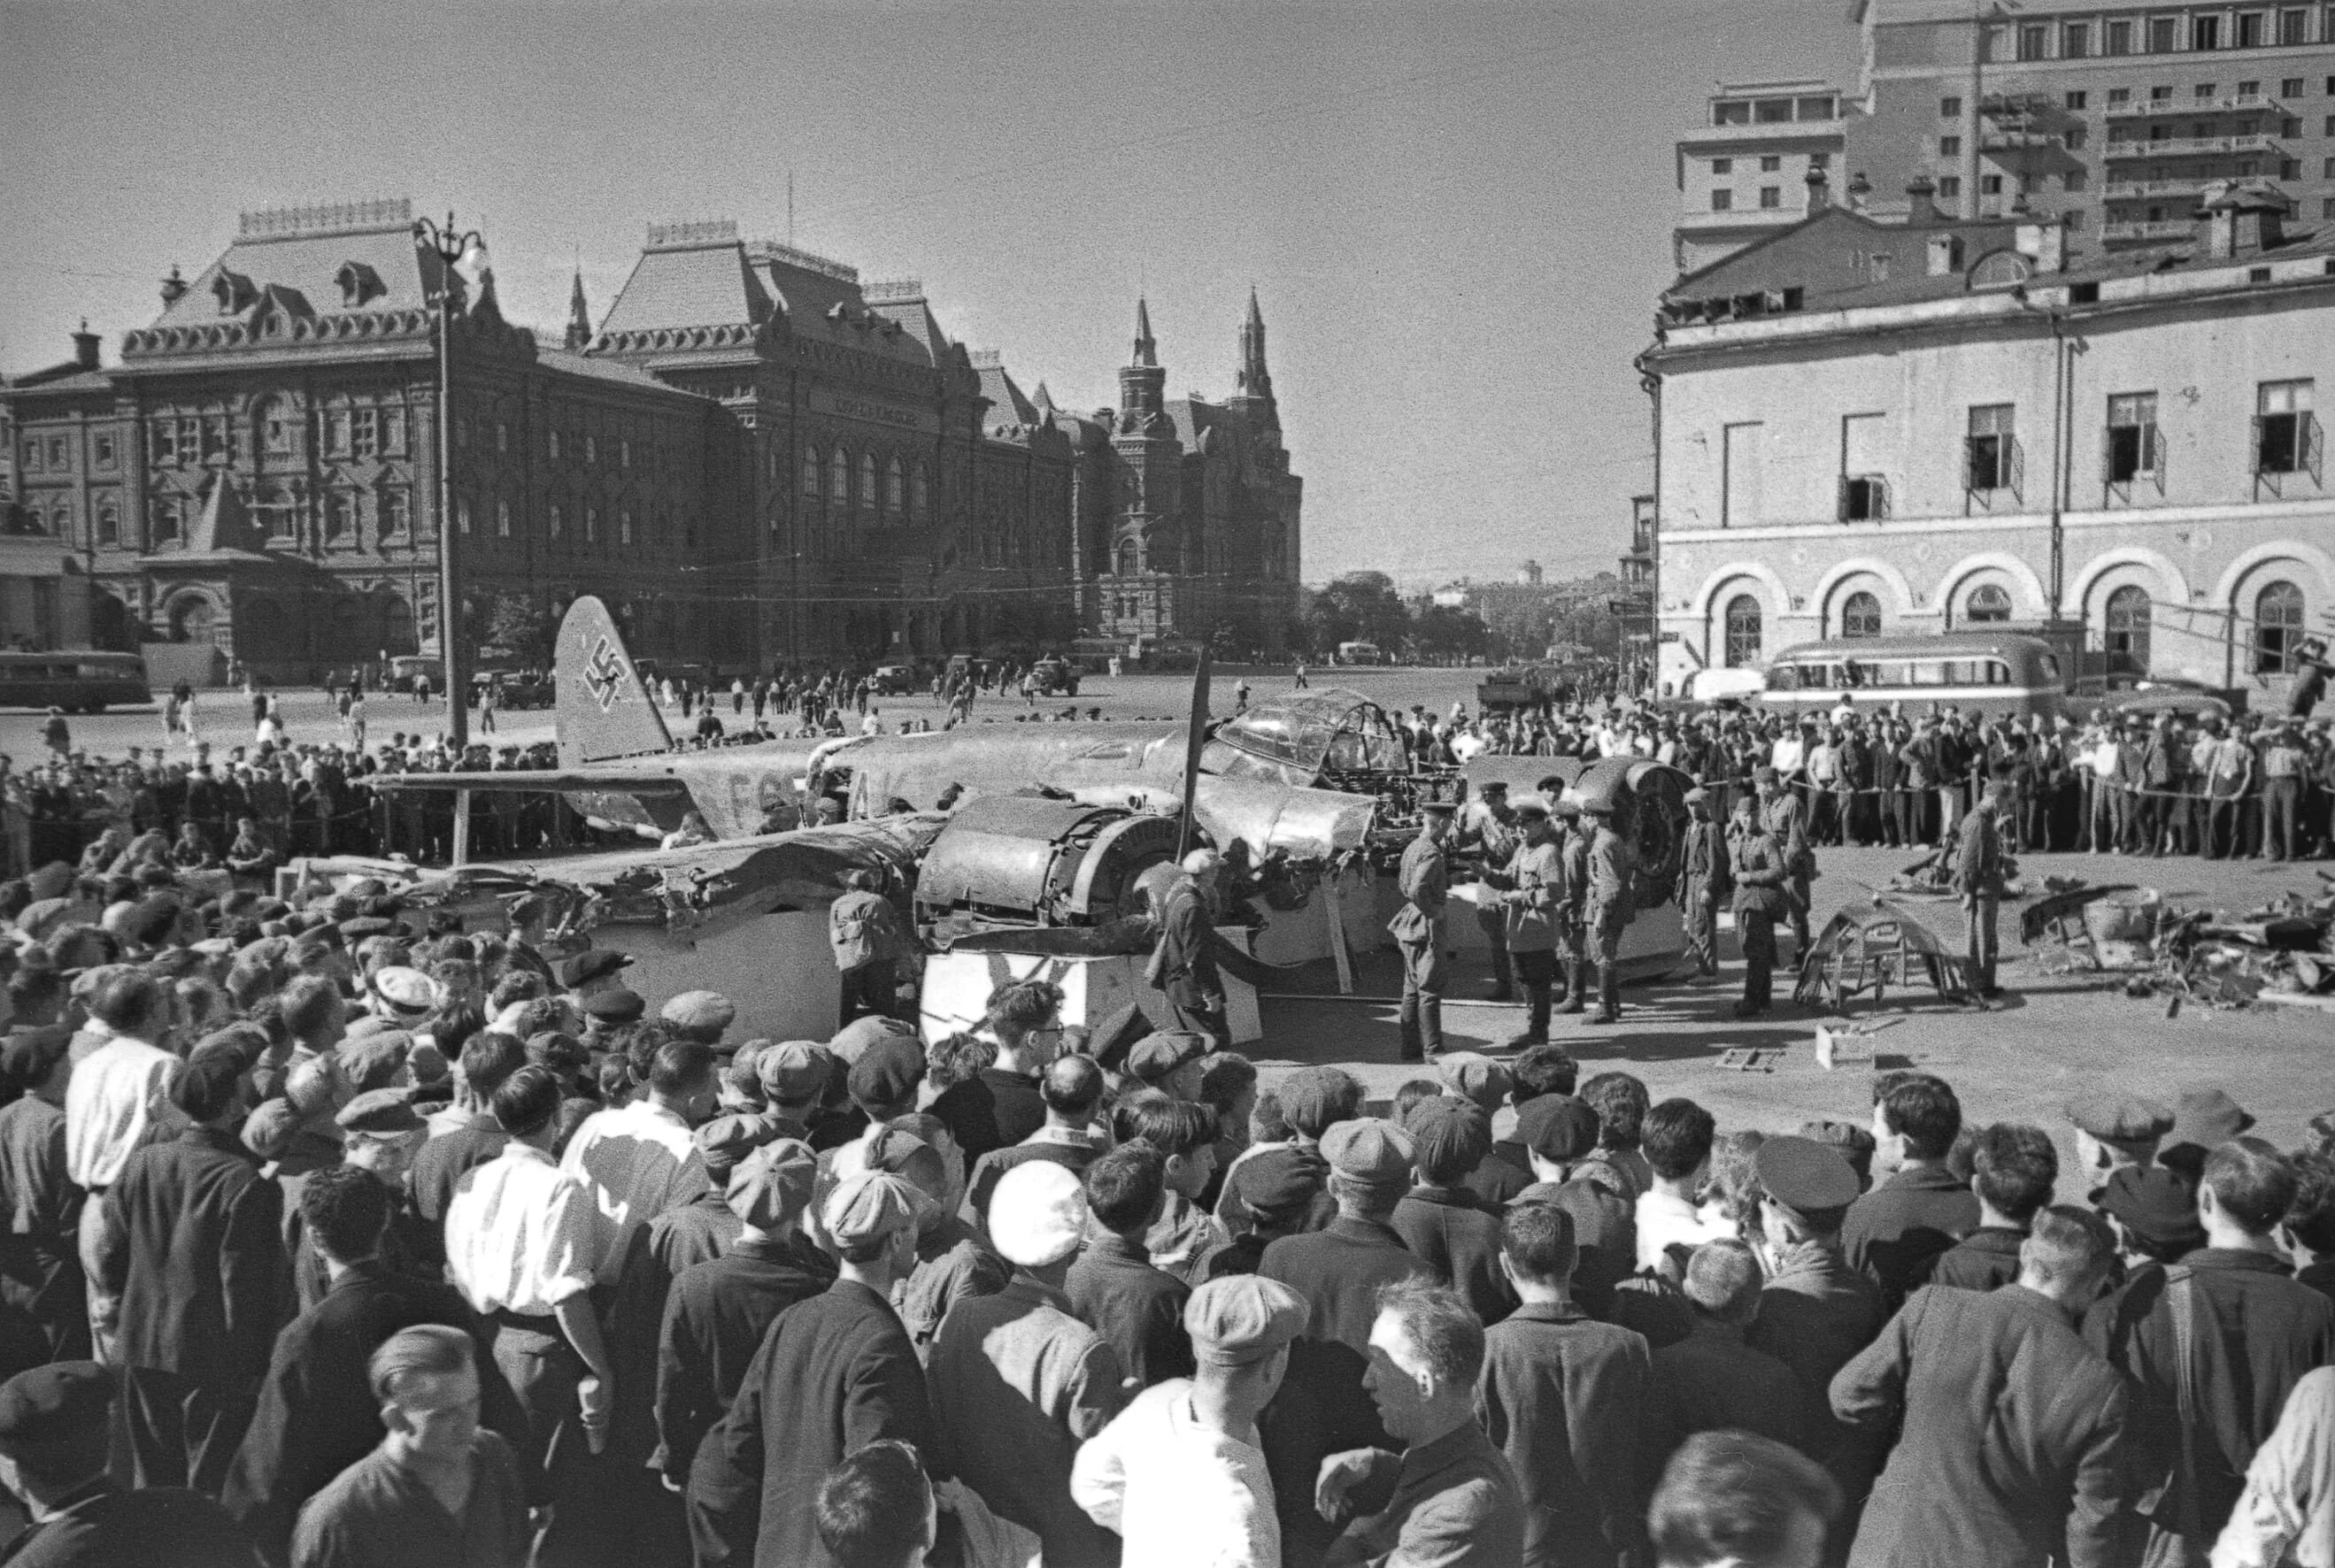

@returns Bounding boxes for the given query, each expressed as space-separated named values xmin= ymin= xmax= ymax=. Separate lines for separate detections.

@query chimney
xmin=1927 ymin=232 xmax=1965 ymax=276
xmin=1805 ymin=167 xmax=1830 ymax=212
xmin=2017 ymin=219 xmax=2068 ymax=273
xmin=1906 ymin=175 xmax=1941 ymax=224
xmin=158 ymin=265 xmax=188 ymax=307
xmin=1846 ymin=171 xmax=1872 ymax=212
xmin=71 ymin=320 xmax=99 ymax=370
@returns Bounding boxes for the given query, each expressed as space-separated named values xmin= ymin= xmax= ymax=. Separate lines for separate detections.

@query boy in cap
xmin=1510 ymin=1094 xmax=1638 ymax=1320
xmin=1070 ymin=1274 xmax=1306 ymax=1568
xmin=2064 ymin=1091 xmax=2173 ymax=1202
xmin=659 ymin=990 xmax=736 ymax=1050
xmin=1125 ymin=1030 xmax=1211 ymax=1103
xmin=689 ymin=1171 xmax=932 ymax=1568
xmin=929 ymin=1161 xmax=1126 ymax=1567
xmin=1393 ymin=1098 xmax=1516 ymax=1326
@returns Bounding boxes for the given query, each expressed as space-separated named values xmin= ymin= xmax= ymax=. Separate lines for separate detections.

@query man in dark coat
xmin=222 ymin=1165 xmax=530 ymax=1566
xmin=0 ymin=1362 xmax=257 ymax=1568
xmin=1831 ymin=1206 xmax=2135 ymax=1568
xmin=1214 ymin=1065 xmax=1359 ymax=1241
xmin=1843 ymin=1073 xmax=1978 ymax=1311
xmin=1503 ymin=1094 xmax=1636 ymax=1322
xmin=92 ymin=1048 xmax=288 ymax=1496
xmin=0 ymin=1030 xmax=86 ymax=1362
xmin=1650 ymin=1238 xmax=1812 ymax=1462
xmin=2084 ymin=1139 xmax=2335 ymax=1563
xmin=1152 ymin=850 xmax=1234 ymax=1050
xmin=654 ymin=1140 xmax=832 ymax=1491
xmin=1258 ymin=1118 xmax=1435 ymax=1568
xmin=1391 ymin=1099 xmax=1516 ymax=1327
xmin=1929 ymin=1122 xmax=2055 ymax=1293
xmin=1064 ymin=1145 xmax=1193 ymax=1392
xmin=404 ymin=1031 xmax=522 ymax=1232
xmin=1475 ymin=1202 xmax=1651 ymax=1568
xmin=687 ymin=1171 xmax=933 ymax=1568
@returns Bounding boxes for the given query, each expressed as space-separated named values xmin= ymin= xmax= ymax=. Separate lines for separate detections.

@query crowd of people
xmin=0 ymin=843 xmax=2325 ymax=1568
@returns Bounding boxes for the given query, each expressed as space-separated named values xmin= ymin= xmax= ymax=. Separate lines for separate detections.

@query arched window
xmin=96 ymin=499 xmax=119 ymax=547
xmin=859 ymin=451 xmax=877 ymax=509
xmin=1117 ymin=539 xmax=1139 ymax=576
xmin=1965 ymin=583 xmax=2013 ymax=623
xmin=885 ymin=457 xmax=905 ymax=512
xmin=585 ymin=504 xmax=598 ymax=545
xmin=2254 ymin=579 xmax=2306 ymax=673
xmin=913 ymin=463 xmax=929 ymax=519
xmin=829 ymin=449 xmax=849 ymax=505
xmin=329 ymin=493 xmax=357 ymax=541
xmin=1722 ymin=594 xmax=1762 ymax=667
xmin=383 ymin=494 xmax=409 ymax=538
xmin=2105 ymin=584 xmax=2152 ymax=668
xmin=803 ymin=447 xmax=821 ymax=498
xmin=1841 ymin=590 xmax=1883 ymax=638
xmin=496 ymin=499 xmax=512 ymax=539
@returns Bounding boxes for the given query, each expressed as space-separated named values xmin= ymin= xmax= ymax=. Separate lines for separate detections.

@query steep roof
xmin=597 ymin=234 xmax=773 ymax=336
xmin=536 ymin=346 xmax=703 ymax=396
xmin=157 ymin=201 xmax=450 ymax=329
xmin=975 ymin=355 xmax=1041 ymax=427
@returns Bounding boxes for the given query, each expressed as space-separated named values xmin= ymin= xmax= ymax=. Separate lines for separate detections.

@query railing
xmin=2102 ymin=219 xmax=2199 ymax=242
xmin=2103 ymin=178 xmax=2208 ymax=200
xmin=2103 ymin=92 xmax=2281 ymax=119
xmin=2101 ymin=132 xmax=2280 ymax=158
xmin=1981 ymin=129 xmax=2061 ymax=150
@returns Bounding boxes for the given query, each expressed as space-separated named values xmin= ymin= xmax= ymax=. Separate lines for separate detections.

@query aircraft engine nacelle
xmin=913 ymin=795 xmax=1183 ymax=930
xmin=1568 ymin=757 xmax=1695 ymax=916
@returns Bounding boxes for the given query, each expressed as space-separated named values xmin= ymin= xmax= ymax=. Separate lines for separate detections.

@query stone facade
xmin=1646 ymin=183 xmax=2333 ymax=698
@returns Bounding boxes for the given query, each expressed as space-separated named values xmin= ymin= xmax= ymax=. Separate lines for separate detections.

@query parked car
xmin=872 ymin=662 xmax=922 ymax=696
xmin=1029 ymin=656 xmax=1080 ymax=696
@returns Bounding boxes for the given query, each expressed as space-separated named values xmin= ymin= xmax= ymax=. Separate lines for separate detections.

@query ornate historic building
xmin=3 ymin=199 xmax=1301 ymax=672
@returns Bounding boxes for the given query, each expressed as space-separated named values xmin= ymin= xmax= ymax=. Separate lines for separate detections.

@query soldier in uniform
xmin=1729 ymin=795 xmax=1790 ymax=1019
xmin=1389 ymin=802 xmax=1454 ymax=1064
xmin=1458 ymin=780 xmax=1521 ymax=1002
xmin=1581 ymin=797 xmax=1634 ymax=1026
xmin=1553 ymin=796 xmax=1590 ymax=1017
xmin=1676 ymin=787 xmax=1728 ymax=982
xmin=1954 ymin=765 xmax=2012 ymax=999
xmin=1753 ymin=765 xmax=1814 ymax=960
xmin=1477 ymin=796 xmax=1564 ymax=1048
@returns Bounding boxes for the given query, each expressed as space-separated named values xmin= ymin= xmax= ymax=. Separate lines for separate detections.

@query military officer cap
xmin=1183 ymin=1275 xmax=1308 ymax=1368
xmin=2064 ymin=1090 xmax=2175 ymax=1148
xmin=1516 ymin=1095 xmax=1601 ymax=1164
xmin=1320 ymin=1118 xmax=1415 ymax=1187
xmin=1754 ymin=1135 xmax=1862 ymax=1220
xmin=660 ymin=990 xmax=736 ymax=1044
xmin=556 ymin=950 xmax=632 ymax=988
xmin=336 ymin=1088 xmax=423 ymax=1138
xmin=1421 ymin=800 xmax=1458 ymax=818
xmin=1512 ymin=796 xmax=1550 ymax=819
xmin=582 ymin=988 xmax=645 ymax=1026
xmin=0 ymin=1363 xmax=115 ymax=1474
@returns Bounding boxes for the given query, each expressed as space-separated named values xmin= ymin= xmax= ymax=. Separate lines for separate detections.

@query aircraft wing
xmin=369 ymin=769 xmax=693 ymax=796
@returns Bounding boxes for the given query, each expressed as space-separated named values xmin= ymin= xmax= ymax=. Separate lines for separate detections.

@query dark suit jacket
xmin=1065 ymin=1233 xmax=1193 ymax=1392
xmin=96 ymin=1126 xmax=288 ymax=1387
xmin=0 ymin=1480 xmax=257 ymax=1568
xmin=1750 ymin=1238 xmax=1888 ymax=1501
xmin=1507 ymin=1178 xmax=1635 ymax=1322
xmin=1650 ymin=1315 xmax=1811 ymax=1462
xmin=699 ymin=1279 xmax=934 ymax=1568
xmin=1476 ymin=1301 xmax=1652 ymax=1568
xmin=405 ymin=1116 xmax=506 ymax=1227
xmin=656 ymin=1235 xmax=834 ymax=1482
xmin=1929 ymin=1226 xmax=2026 ymax=1293
xmin=1393 ymin=1185 xmax=1518 ymax=1326
xmin=1842 ymin=1164 xmax=1980 ymax=1311
xmin=1833 ymin=1284 xmax=2133 ymax=1568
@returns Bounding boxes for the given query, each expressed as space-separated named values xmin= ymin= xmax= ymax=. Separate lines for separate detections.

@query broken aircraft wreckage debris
xmin=361 ymin=597 xmax=1695 ymax=1026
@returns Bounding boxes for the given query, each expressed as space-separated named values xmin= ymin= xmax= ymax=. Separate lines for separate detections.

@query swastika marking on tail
xmin=585 ymin=637 xmax=628 ymax=712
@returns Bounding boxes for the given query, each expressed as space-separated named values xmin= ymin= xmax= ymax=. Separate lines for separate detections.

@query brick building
xmin=3 ymin=201 xmax=1302 ymax=672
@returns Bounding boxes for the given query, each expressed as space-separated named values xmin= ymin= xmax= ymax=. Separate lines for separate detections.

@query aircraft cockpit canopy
xmin=1204 ymin=688 xmax=1410 ymax=785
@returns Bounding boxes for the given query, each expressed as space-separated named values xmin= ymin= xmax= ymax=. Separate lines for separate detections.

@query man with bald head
xmin=1153 ymin=849 xmax=1233 ymax=1051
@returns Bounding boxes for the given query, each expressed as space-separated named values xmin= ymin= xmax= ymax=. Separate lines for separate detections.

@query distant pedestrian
xmin=41 ymin=707 xmax=68 ymax=759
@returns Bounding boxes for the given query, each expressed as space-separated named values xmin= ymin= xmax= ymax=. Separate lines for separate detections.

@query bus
xmin=0 ymin=651 xmax=152 ymax=712
xmin=1755 ymin=633 xmax=2069 ymax=723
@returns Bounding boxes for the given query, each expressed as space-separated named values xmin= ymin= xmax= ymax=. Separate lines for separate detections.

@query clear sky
xmin=0 ymin=0 xmax=1850 ymax=588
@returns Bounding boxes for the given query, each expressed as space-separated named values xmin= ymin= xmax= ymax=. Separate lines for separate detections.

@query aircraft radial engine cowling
xmin=1568 ymin=757 xmax=1694 ymax=912
xmin=913 ymin=794 xmax=1184 ymax=928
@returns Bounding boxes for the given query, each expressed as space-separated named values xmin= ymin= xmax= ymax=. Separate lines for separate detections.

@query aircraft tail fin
xmin=554 ymin=596 xmax=674 ymax=766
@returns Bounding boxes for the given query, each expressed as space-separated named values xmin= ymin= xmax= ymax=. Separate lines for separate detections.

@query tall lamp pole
xmin=413 ymin=211 xmax=482 ymax=753
xmin=415 ymin=211 xmax=482 ymax=867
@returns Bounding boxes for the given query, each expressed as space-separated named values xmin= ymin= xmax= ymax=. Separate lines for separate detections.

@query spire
xmin=1236 ymin=287 xmax=1274 ymax=405
xmin=1132 ymin=297 xmax=1156 ymax=367
xmin=565 ymin=266 xmax=591 ymax=352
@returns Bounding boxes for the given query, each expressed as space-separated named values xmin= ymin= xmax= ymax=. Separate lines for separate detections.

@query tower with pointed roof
xmin=564 ymin=267 xmax=591 ymax=352
xmin=1229 ymin=288 xmax=1276 ymax=425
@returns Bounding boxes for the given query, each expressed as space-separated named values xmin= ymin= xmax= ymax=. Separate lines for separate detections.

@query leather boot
xmin=1556 ymin=962 xmax=1587 ymax=1014
xmin=1592 ymin=961 xmax=1622 ymax=1024
xmin=1398 ymin=995 xmax=1424 ymax=1063
xmin=1505 ymin=981 xmax=1552 ymax=1048
xmin=1418 ymin=992 xmax=1445 ymax=1061
xmin=1486 ymin=944 xmax=1514 ymax=1003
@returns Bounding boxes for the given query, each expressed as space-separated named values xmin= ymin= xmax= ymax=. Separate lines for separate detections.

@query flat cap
xmin=1754 ymin=1135 xmax=1862 ymax=1217
xmin=336 ymin=1088 xmax=423 ymax=1138
xmin=2168 ymin=1087 xmax=2254 ymax=1150
xmin=660 ymin=990 xmax=736 ymax=1042
xmin=1551 ymin=797 xmax=1583 ymax=820
xmin=829 ymin=1013 xmax=916 ymax=1067
xmin=1229 ymin=1150 xmax=1327 ymax=1225
xmin=864 ymin=1126 xmax=949 ymax=1200
xmin=1276 ymin=1066 xmax=1361 ymax=1137
xmin=2099 ymin=1164 xmax=2206 ymax=1251
xmin=990 ymin=1160 xmax=1090 ymax=1268
xmin=1517 ymin=1095 xmax=1601 ymax=1164
xmin=694 ymin=1111 xmax=783 ymax=1180
xmin=758 ymin=1041 xmax=827 ymax=1103
xmin=525 ymin=1031 xmax=590 ymax=1073
xmin=240 ymin=1096 xmax=302 ymax=1162
xmin=846 ymin=1034 xmax=924 ymax=1110
xmin=1183 ymin=1275 xmax=1307 ymax=1367
xmin=370 ymin=966 xmax=439 ymax=1015
xmin=338 ymin=917 xmax=394 ymax=941
xmin=726 ymin=1138 xmax=818 ymax=1230
xmin=339 ymin=1033 xmax=412 ymax=1093
xmin=167 ymin=1049 xmax=243 ymax=1120
xmin=1405 ymin=1096 xmax=1491 ymax=1173
xmin=0 ymin=1028 xmax=71 ymax=1101
xmin=581 ymin=988 xmax=645 ymax=1025
xmin=1127 ymin=1031 xmax=1211 ymax=1085
xmin=1511 ymin=796 xmax=1550 ymax=820
xmin=822 ymin=1170 xmax=919 ymax=1248
xmin=0 ymin=1363 xmax=114 ymax=1467
xmin=556 ymin=950 xmax=633 ymax=988
xmin=1436 ymin=1051 xmax=1511 ymax=1112
xmin=1320 ymin=1118 xmax=1415 ymax=1186
xmin=2065 ymin=1090 xmax=2175 ymax=1145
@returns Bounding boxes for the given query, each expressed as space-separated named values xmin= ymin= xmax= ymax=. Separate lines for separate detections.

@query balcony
xmin=2103 ymin=93 xmax=2282 ymax=120
xmin=2102 ymin=132 xmax=2281 ymax=159
xmin=2103 ymin=178 xmax=2210 ymax=200
xmin=1980 ymin=91 xmax=2056 ymax=117
xmin=2102 ymin=219 xmax=2199 ymax=243
xmin=1982 ymin=129 xmax=2062 ymax=152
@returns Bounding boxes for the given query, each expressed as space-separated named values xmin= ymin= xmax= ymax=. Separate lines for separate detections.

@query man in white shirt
xmin=1072 ymin=1273 xmax=1305 ymax=1568
xmin=444 ymin=1065 xmax=613 ymax=1563
xmin=1633 ymin=1098 xmax=1730 ymax=1274
xmin=62 ymin=971 xmax=183 ymax=1360
xmin=560 ymin=1039 xmax=715 ymax=1285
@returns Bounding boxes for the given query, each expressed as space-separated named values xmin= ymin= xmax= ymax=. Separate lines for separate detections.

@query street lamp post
xmin=414 ymin=211 xmax=483 ymax=865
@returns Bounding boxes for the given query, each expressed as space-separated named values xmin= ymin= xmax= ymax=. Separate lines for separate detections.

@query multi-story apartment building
xmin=1645 ymin=180 xmax=2331 ymax=698
xmin=1852 ymin=0 xmax=2335 ymax=243
xmin=1674 ymin=81 xmax=1853 ymax=273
